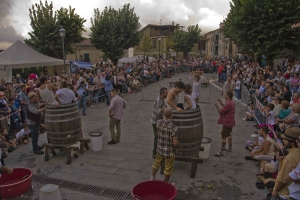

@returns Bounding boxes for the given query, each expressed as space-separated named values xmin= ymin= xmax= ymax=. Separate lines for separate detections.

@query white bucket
xmin=199 ymin=137 xmax=212 ymax=159
xmin=89 ymin=132 xmax=103 ymax=151
xmin=39 ymin=184 xmax=62 ymax=200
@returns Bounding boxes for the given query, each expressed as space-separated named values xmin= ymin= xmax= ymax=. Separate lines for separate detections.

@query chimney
xmin=172 ymin=21 xmax=174 ymax=26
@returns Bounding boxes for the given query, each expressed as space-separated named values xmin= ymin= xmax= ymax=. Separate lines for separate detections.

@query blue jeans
xmin=29 ymin=123 xmax=40 ymax=151
xmin=20 ymin=108 xmax=27 ymax=123
xmin=212 ymin=66 xmax=216 ymax=73
xmin=218 ymin=74 xmax=223 ymax=82
xmin=94 ymin=89 xmax=100 ymax=103
xmin=222 ymin=73 xmax=226 ymax=82
xmin=106 ymin=90 xmax=111 ymax=105
xmin=235 ymin=89 xmax=240 ymax=99
xmin=78 ymin=95 xmax=87 ymax=114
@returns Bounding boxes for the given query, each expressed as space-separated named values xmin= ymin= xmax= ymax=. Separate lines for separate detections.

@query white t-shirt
xmin=288 ymin=163 xmax=300 ymax=200
xmin=16 ymin=128 xmax=31 ymax=140
xmin=235 ymin=80 xmax=241 ymax=89
xmin=56 ymin=88 xmax=77 ymax=104
xmin=267 ymin=110 xmax=275 ymax=125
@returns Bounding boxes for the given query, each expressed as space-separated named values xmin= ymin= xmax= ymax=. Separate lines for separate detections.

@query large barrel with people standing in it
xmin=172 ymin=104 xmax=203 ymax=158
xmin=45 ymin=102 xmax=81 ymax=146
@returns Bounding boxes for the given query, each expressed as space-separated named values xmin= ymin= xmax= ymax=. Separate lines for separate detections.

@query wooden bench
xmin=80 ymin=138 xmax=90 ymax=154
xmin=43 ymin=143 xmax=79 ymax=165
xmin=201 ymin=78 xmax=210 ymax=88
xmin=159 ymin=146 xmax=204 ymax=178
xmin=169 ymin=82 xmax=176 ymax=87
xmin=169 ymin=79 xmax=182 ymax=87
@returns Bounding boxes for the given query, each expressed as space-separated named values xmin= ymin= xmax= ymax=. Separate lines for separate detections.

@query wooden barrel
xmin=45 ymin=102 xmax=81 ymax=146
xmin=172 ymin=105 xmax=203 ymax=158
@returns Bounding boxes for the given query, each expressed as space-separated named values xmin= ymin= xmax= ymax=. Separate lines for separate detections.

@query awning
xmin=70 ymin=61 xmax=92 ymax=73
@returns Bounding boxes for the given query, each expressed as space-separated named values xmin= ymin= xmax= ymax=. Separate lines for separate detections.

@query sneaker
xmin=90 ymin=105 xmax=95 ymax=108
xmin=225 ymin=147 xmax=232 ymax=152
xmin=242 ymin=117 xmax=246 ymax=121
xmin=107 ymin=140 xmax=117 ymax=145
xmin=34 ymin=150 xmax=44 ymax=154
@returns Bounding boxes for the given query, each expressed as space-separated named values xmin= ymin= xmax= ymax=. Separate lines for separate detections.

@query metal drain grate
xmin=32 ymin=174 xmax=132 ymax=199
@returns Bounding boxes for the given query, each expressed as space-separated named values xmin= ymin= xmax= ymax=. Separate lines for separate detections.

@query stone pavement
xmin=6 ymin=73 xmax=266 ymax=200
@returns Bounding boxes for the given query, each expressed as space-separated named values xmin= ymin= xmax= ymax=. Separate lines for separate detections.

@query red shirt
xmin=212 ymin=61 xmax=216 ymax=66
xmin=217 ymin=65 xmax=224 ymax=74
xmin=28 ymin=73 xmax=38 ymax=80
xmin=217 ymin=100 xmax=236 ymax=128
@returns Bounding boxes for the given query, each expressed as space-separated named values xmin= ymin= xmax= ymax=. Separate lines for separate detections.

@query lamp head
xmin=59 ymin=27 xmax=66 ymax=38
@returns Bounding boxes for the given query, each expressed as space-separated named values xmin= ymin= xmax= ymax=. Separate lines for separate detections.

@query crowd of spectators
xmin=0 ymin=56 xmax=213 ymax=164
xmin=228 ymin=56 xmax=300 ymax=200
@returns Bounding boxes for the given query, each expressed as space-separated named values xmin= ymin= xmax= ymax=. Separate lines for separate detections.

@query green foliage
xmin=24 ymin=0 xmax=86 ymax=59
xmin=171 ymin=24 xmax=201 ymax=58
xmin=224 ymin=0 xmax=300 ymax=65
xmin=90 ymin=4 xmax=142 ymax=66
xmin=140 ymin=35 xmax=152 ymax=56
xmin=165 ymin=38 xmax=175 ymax=52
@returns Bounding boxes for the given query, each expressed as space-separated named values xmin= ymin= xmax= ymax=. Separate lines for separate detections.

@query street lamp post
xmin=158 ymin=36 xmax=161 ymax=64
xmin=59 ymin=27 xmax=66 ymax=75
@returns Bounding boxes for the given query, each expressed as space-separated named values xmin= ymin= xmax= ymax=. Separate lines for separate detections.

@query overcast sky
xmin=0 ymin=0 xmax=231 ymax=49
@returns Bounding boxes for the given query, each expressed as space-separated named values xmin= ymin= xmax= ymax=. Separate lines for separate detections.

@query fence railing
xmin=241 ymin=84 xmax=251 ymax=106
xmin=253 ymin=97 xmax=267 ymax=125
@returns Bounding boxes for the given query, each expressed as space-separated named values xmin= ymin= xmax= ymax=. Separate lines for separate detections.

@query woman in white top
xmin=183 ymin=84 xmax=196 ymax=110
xmin=189 ymin=72 xmax=205 ymax=104
xmin=37 ymin=76 xmax=59 ymax=106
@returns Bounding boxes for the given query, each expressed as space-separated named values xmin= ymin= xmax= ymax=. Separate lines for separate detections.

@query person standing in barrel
xmin=108 ymin=89 xmax=127 ymax=145
xmin=166 ymin=82 xmax=185 ymax=113
xmin=37 ymin=76 xmax=60 ymax=107
xmin=151 ymin=87 xmax=168 ymax=158
xmin=151 ymin=108 xmax=179 ymax=182
xmin=213 ymin=91 xmax=235 ymax=156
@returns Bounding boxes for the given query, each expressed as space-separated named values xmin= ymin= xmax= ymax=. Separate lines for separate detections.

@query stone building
xmin=203 ymin=22 xmax=238 ymax=58
xmin=66 ymin=39 xmax=104 ymax=64
xmin=134 ymin=23 xmax=205 ymax=58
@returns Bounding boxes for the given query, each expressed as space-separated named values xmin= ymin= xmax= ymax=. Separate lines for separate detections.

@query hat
xmin=281 ymin=128 xmax=300 ymax=141
xmin=0 ymin=92 xmax=4 ymax=97
xmin=28 ymin=92 xmax=37 ymax=99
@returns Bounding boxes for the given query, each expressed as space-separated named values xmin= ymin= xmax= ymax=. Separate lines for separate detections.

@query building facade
xmin=203 ymin=23 xmax=238 ymax=58
xmin=134 ymin=23 xmax=204 ymax=58
xmin=66 ymin=39 xmax=104 ymax=64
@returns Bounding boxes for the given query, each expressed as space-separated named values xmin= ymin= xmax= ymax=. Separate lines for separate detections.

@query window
xmin=153 ymin=40 xmax=156 ymax=49
xmin=84 ymin=53 xmax=90 ymax=62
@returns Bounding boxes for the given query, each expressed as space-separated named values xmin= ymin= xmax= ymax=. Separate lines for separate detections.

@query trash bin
xmin=199 ymin=137 xmax=212 ymax=159
xmin=89 ymin=132 xmax=103 ymax=151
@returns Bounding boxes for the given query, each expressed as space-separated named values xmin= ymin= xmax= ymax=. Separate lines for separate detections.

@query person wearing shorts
xmin=151 ymin=108 xmax=179 ymax=182
xmin=15 ymin=125 xmax=31 ymax=145
xmin=213 ymin=91 xmax=236 ymax=156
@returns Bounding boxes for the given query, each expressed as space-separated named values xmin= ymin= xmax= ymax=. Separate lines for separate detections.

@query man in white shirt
xmin=93 ymin=73 xmax=102 ymax=103
xmin=55 ymin=81 xmax=78 ymax=104
xmin=274 ymin=71 xmax=286 ymax=91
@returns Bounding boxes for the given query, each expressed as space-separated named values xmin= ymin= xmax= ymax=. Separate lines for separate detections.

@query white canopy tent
xmin=0 ymin=40 xmax=69 ymax=82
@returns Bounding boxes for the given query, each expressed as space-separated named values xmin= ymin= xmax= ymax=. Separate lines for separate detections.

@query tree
xmin=224 ymin=0 xmax=300 ymax=66
xmin=90 ymin=4 xmax=142 ymax=66
xmin=171 ymin=24 xmax=201 ymax=58
xmin=140 ymin=35 xmax=152 ymax=56
xmin=25 ymin=1 xmax=86 ymax=59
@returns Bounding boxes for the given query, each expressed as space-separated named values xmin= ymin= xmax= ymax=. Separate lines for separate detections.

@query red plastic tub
xmin=131 ymin=180 xmax=177 ymax=200
xmin=0 ymin=168 xmax=32 ymax=199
